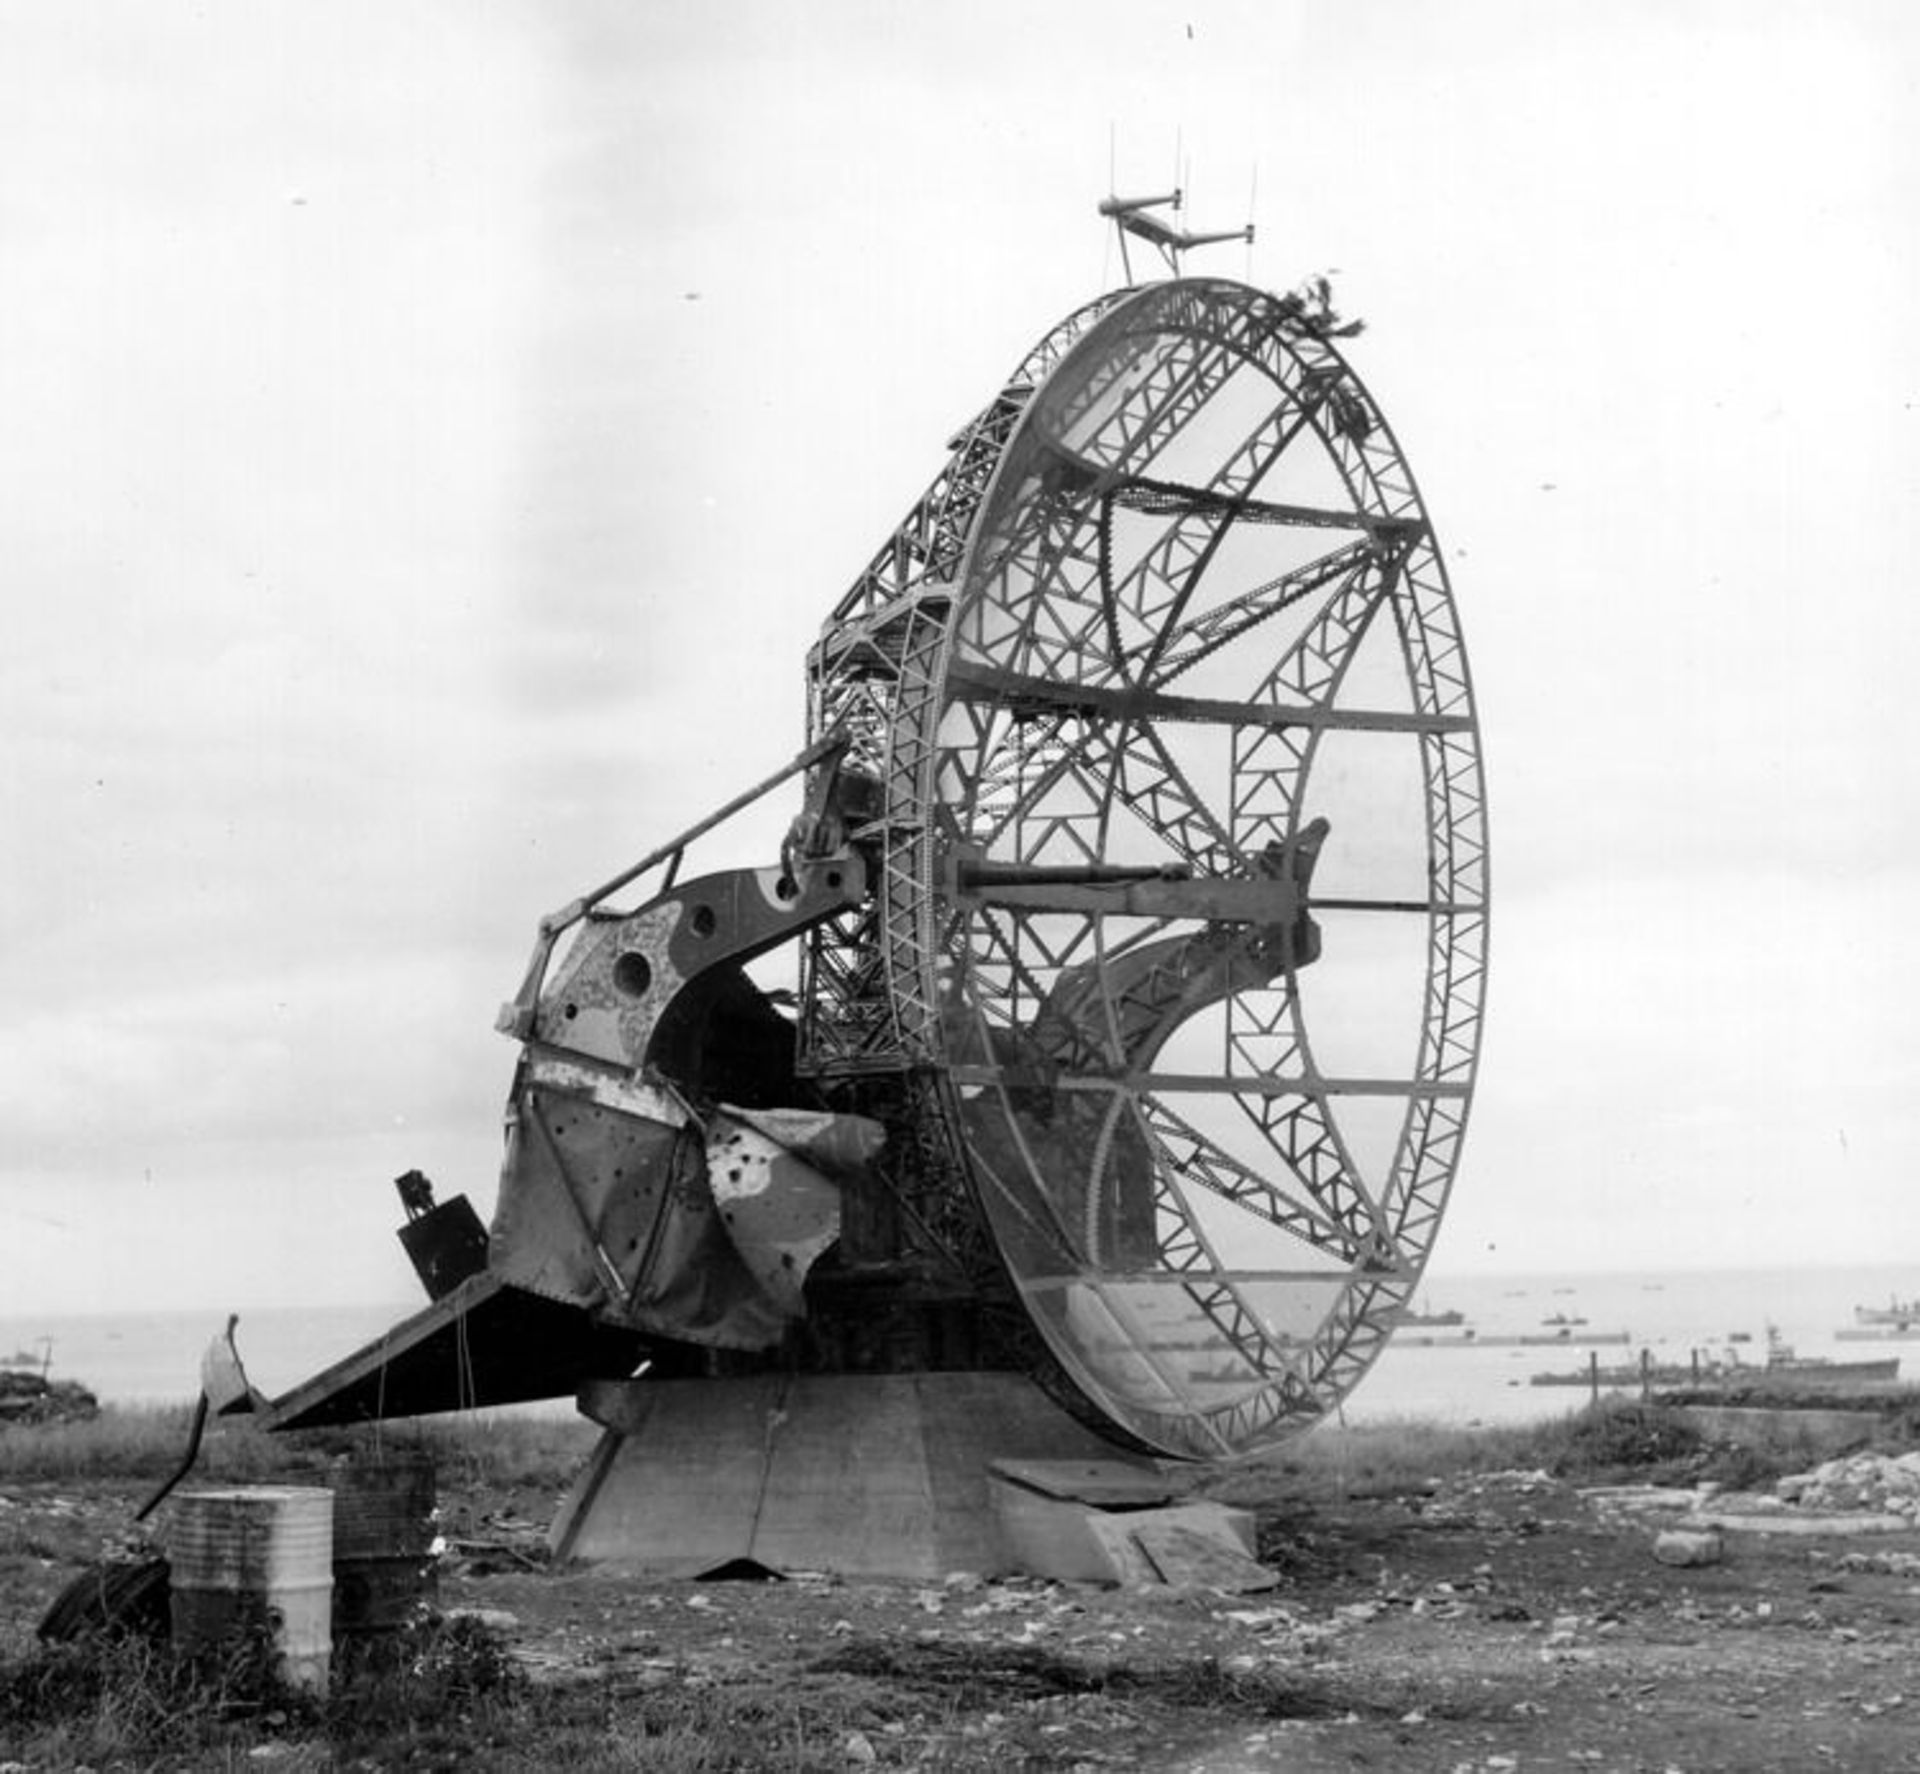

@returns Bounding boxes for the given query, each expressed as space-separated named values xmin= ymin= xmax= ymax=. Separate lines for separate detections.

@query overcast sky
xmin=5 ymin=0 xmax=1918 ymax=1313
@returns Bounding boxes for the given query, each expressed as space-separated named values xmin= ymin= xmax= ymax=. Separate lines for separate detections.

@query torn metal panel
xmin=490 ymin=1054 xmax=879 ymax=1351
xmin=705 ymin=1107 xmax=878 ymax=1316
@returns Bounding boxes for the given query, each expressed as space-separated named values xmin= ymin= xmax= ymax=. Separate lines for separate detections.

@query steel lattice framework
xmin=802 ymin=278 xmax=1488 ymax=1460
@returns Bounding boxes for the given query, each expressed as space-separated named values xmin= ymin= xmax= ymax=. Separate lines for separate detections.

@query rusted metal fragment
xmin=705 ymin=1107 xmax=882 ymax=1316
xmin=490 ymin=1054 xmax=884 ymax=1349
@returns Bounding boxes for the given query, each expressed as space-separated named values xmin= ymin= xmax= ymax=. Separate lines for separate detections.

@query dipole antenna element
xmin=1099 ymin=188 xmax=1254 ymax=281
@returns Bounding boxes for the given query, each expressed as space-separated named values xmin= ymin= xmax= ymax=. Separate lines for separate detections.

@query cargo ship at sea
xmin=1531 ymin=1329 xmax=1900 ymax=1391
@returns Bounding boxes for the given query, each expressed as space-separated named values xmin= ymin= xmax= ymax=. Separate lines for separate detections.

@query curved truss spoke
xmin=1051 ymin=301 xmax=1265 ymax=483
xmin=961 ymin=710 xmax=1079 ymax=831
xmin=1114 ymin=470 xmax=1413 ymax=540
xmin=1024 ymin=334 xmax=1348 ymax=699
xmin=961 ymin=715 xmax=1112 ymax=855
xmin=1262 ymin=553 xmax=1400 ymax=710
xmin=942 ymin=1065 xmax=1466 ymax=1104
xmin=1222 ymin=977 xmax=1308 ymax=1080
xmin=950 ymin=908 xmax=1105 ymax=1028
xmin=1132 ymin=1092 xmax=1382 ymax=1265
xmin=954 ymin=699 xmax=1237 ymax=879
xmin=1099 ymin=1114 xmax=1333 ymax=1399
xmin=945 ymin=658 xmax=1464 ymax=736
xmin=1099 ymin=396 xmax=1314 ymax=672
xmin=949 ymin=678 xmax=1375 ymax=884
xmin=1232 ymin=568 xmax=1397 ymax=857
xmin=1151 ymin=538 xmax=1377 ymax=689
xmin=1244 ymin=1088 xmax=1397 ymax=1261
xmin=1115 ymin=718 xmax=1241 ymax=877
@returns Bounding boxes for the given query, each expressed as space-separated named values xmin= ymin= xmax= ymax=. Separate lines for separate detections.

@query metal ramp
xmin=262 ymin=1273 xmax=646 ymax=1430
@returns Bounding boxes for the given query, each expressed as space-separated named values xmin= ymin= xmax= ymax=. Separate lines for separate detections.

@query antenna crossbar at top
xmin=1097 ymin=189 xmax=1253 ymax=279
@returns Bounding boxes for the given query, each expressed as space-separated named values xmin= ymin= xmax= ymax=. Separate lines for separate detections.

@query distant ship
xmin=1395 ymin=1304 xmax=1467 ymax=1328
xmin=1532 ymin=1352 xmax=1900 ymax=1389
xmin=1532 ymin=1328 xmax=1899 ymax=1391
xmin=1406 ymin=1327 xmax=1630 ymax=1349
xmin=1541 ymin=1312 xmax=1588 ymax=1328
xmin=1759 ymin=1328 xmax=1898 ymax=1380
xmin=1854 ymin=1297 xmax=1920 ymax=1329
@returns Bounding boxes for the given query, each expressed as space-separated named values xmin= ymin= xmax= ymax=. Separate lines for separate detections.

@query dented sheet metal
xmin=704 ymin=1108 xmax=881 ymax=1316
xmin=490 ymin=1052 xmax=881 ymax=1351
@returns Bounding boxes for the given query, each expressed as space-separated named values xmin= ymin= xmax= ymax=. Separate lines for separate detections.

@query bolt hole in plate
xmin=808 ymin=277 xmax=1488 ymax=1459
xmin=612 ymin=952 xmax=653 ymax=999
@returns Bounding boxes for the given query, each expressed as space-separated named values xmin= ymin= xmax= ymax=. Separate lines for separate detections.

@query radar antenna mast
xmin=1099 ymin=187 xmax=1254 ymax=280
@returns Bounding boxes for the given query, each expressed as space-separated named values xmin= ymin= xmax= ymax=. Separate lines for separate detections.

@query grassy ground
xmin=0 ymin=1399 xmax=1880 ymax=1770
xmin=0 ymin=1404 xmax=599 ymax=1489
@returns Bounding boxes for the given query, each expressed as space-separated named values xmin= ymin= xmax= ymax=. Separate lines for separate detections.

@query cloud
xmin=7 ymin=2 xmax=1919 ymax=1316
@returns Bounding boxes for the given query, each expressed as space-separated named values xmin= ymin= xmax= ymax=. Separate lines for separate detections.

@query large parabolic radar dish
xmin=804 ymin=276 xmax=1489 ymax=1457
xmin=268 ymin=273 xmax=1488 ymax=1470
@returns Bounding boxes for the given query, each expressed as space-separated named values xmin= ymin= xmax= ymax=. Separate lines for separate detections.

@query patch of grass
xmin=0 ymin=1622 xmax=322 ymax=1764
xmin=1210 ymin=1409 xmax=1594 ymax=1505
xmin=1208 ymin=1400 xmax=1864 ymax=1506
xmin=1547 ymin=1402 xmax=1705 ymax=1479
xmin=1685 ymin=1415 xmax=1847 ymax=1491
xmin=1545 ymin=1401 xmax=1839 ymax=1488
xmin=0 ymin=1404 xmax=597 ymax=1492
xmin=385 ymin=1412 xmax=601 ymax=1493
xmin=0 ymin=1404 xmax=235 ymax=1484
xmin=1 ymin=1613 xmax=533 ymax=1769
xmin=807 ymin=1636 xmax=1512 ymax=1732
xmin=1 ymin=1619 xmax=925 ymax=1773
xmin=811 ymin=1635 xmax=1363 ymax=1718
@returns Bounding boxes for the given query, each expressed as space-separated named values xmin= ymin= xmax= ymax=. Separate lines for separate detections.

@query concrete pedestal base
xmin=550 ymin=1371 xmax=1133 ymax=1579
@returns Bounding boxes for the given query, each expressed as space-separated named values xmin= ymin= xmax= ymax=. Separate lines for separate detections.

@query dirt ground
xmin=8 ymin=1463 xmax=1920 ymax=1772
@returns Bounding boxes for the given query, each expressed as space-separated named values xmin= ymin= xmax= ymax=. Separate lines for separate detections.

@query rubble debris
xmin=1584 ymin=1452 xmax=1920 ymax=1539
xmin=0 ymin=1370 xmax=98 ymax=1427
xmin=1831 ymin=1548 xmax=1920 ymax=1578
xmin=987 ymin=1459 xmax=1277 ymax=1589
xmin=1774 ymin=1451 xmax=1920 ymax=1518
xmin=37 ymin=1553 xmax=170 ymax=1642
xmin=1653 ymin=1529 xmax=1724 ymax=1568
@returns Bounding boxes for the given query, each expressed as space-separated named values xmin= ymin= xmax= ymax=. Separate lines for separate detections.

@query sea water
xmin=1351 ymin=1262 xmax=1920 ymax=1427
xmin=0 ymin=1302 xmax=421 ymax=1412
xmin=3 ymin=1263 xmax=1916 ymax=1430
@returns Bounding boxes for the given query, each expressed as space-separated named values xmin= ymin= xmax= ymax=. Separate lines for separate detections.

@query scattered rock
xmin=1776 ymin=1453 xmax=1920 ymax=1518
xmin=1653 ymin=1529 xmax=1724 ymax=1568
xmin=1833 ymin=1548 xmax=1920 ymax=1577
xmin=440 ymin=1606 xmax=520 ymax=1632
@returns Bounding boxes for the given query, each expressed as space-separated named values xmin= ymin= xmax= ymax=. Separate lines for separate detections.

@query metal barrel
xmin=167 ymin=1487 xmax=333 ymax=1693
xmin=329 ymin=1453 xmax=437 ymax=1643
